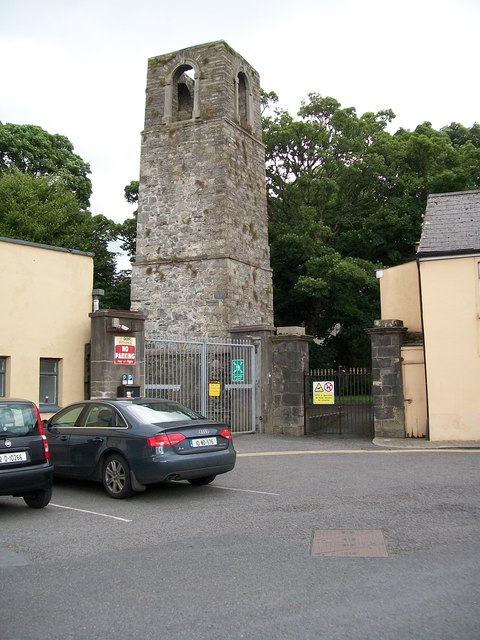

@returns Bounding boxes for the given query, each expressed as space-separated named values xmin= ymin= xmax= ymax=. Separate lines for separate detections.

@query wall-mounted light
xmin=111 ymin=317 xmax=131 ymax=332
xmin=92 ymin=288 xmax=105 ymax=312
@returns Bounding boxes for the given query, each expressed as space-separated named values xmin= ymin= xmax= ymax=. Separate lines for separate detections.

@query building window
xmin=164 ymin=63 xmax=200 ymax=124
xmin=39 ymin=358 xmax=59 ymax=406
xmin=173 ymin=66 xmax=195 ymax=121
xmin=0 ymin=357 xmax=6 ymax=397
xmin=237 ymin=72 xmax=248 ymax=128
xmin=234 ymin=70 xmax=252 ymax=130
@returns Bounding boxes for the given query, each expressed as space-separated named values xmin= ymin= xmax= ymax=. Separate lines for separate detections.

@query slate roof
xmin=417 ymin=190 xmax=480 ymax=259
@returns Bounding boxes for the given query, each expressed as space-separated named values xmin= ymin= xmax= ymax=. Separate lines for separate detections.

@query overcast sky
xmin=1 ymin=0 xmax=479 ymax=228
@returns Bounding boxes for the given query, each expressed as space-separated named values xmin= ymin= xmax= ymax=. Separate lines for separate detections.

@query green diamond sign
xmin=231 ymin=359 xmax=244 ymax=382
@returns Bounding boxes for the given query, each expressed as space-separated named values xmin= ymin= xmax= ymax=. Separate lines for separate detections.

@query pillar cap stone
xmin=366 ymin=319 xmax=408 ymax=336
xmin=374 ymin=319 xmax=404 ymax=328
xmin=276 ymin=326 xmax=305 ymax=336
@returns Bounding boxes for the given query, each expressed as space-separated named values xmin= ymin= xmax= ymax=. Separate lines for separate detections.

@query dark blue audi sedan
xmin=45 ymin=399 xmax=236 ymax=499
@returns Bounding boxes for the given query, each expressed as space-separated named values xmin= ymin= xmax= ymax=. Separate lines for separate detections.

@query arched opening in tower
xmin=173 ymin=66 xmax=195 ymax=121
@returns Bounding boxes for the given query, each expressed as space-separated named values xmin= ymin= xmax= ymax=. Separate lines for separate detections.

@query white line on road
xmin=237 ymin=449 xmax=480 ymax=457
xmin=50 ymin=503 xmax=132 ymax=522
xmin=211 ymin=486 xmax=280 ymax=496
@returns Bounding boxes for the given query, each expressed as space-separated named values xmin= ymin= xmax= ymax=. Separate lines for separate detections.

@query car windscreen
xmin=0 ymin=402 xmax=40 ymax=437
xmin=127 ymin=403 xmax=203 ymax=424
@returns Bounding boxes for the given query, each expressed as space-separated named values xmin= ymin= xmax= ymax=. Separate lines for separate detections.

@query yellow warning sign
xmin=209 ymin=380 xmax=221 ymax=397
xmin=313 ymin=381 xmax=335 ymax=405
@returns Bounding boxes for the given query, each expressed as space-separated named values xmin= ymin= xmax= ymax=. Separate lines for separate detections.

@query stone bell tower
xmin=131 ymin=40 xmax=274 ymax=338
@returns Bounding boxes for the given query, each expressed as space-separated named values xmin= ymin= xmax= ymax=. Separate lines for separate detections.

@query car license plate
xmin=0 ymin=451 xmax=27 ymax=464
xmin=190 ymin=437 xmax=217 ymax=448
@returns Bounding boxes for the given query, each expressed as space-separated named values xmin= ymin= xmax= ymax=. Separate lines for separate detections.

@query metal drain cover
xmin=311 ymin=529 xmax=388 ymax=557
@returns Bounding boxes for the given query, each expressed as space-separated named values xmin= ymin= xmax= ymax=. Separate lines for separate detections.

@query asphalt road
xmin=1 ymin=434 xmax=479 ymax=640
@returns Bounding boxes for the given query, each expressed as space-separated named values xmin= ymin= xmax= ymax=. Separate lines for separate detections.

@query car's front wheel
xmin=23 ymin=487 xmax=52 ymax=509
xmin=187 ymin=475 xmax=216 ymax=486
xmin=102 ymin=454 xmax=135 ymax=499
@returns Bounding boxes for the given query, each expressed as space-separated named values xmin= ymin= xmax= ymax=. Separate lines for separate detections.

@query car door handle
xmin=93 ymin=437 xmax=105 ymax=443
xmin=60 ymin=435 xmax=69 ymax=441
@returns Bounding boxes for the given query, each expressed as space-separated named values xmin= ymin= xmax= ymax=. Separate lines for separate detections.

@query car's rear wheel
xmin=23 ymin=487 xmax=52 ymax=509
xmin=187 ymin=475 xmax=216 ymax=486
xmin=102 ymin=454 xmax=135 ymax=499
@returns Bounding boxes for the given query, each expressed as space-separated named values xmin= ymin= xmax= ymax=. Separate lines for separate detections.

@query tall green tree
xmin=0 ymin=123 xmax=124 ymax=306
xmin=0 ymin=169 xmax=118 ymax=293
xmin=0 ymin=123 xmax=92 ymax=208
xmin=264 ymin=94 xmax=480 ymax=366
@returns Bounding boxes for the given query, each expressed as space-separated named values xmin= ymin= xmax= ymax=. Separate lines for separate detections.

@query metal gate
xmin=304 ymin=368 xmax=373 ymax=437
xmin=144 ymin=337 xmax=255 ymax=434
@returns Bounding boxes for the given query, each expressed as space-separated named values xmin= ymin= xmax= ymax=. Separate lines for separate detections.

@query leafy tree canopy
xmin=0 ymin=122 xmax=92 ymax=209
xmin=264 ymin=93 xmax=480 ymax=366
xmin=118 ymin=180 xmax=138 ymax=260
xmin=0 ymin=123 xmax=131 ymax=308
xmin=124 ymin=180 xmax=139 ymax=205
xmin=0 ymin=169 xmax=118 ymax=294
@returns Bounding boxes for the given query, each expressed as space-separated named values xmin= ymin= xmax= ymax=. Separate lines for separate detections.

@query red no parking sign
xmin=114 ymin=336 xmax=136 ymax=365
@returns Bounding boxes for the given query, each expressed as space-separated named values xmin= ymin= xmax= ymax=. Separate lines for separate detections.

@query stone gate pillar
xmin=270 ymin=327 xmax=312 ymax=436
xmin=231 ymin=325 xmax=275 ymax=433
xmin=367 ymin=319 xmax=407 ymax=438
xmin=89 ymin=310 xmax=145 ymax=399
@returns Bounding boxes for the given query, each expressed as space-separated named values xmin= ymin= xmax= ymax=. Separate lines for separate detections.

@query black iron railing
xmin=304 ymin=368 xmax=373 ymax=436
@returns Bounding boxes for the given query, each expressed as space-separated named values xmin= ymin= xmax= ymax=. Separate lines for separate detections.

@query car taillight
xmin=35 ymin=405 xmax=45 ymax=435
xmin=41 ymin=434 xmax=50 ymax=459
xmin=218 ymin=428 xmax=233 ymax=440
xmin=34 ymin=404 xmax=50 ymax=459
xmin=147 ymin=433 xmax=186 ymax=447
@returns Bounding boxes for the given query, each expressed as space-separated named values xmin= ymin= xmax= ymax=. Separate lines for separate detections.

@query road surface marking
xmin=50 ymin=503 xmax=132 ymax=522
xmin=237 ymin=449 xmax=480 ymax=457
xmin=211 ymin=486 xmax=280 ymax=496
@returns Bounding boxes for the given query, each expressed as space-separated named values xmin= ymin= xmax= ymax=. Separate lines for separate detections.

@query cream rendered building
xmin=0 ymin=238 xmax=93 ymax=417
xmin=377 ymin=190 xmax=480 ymax=441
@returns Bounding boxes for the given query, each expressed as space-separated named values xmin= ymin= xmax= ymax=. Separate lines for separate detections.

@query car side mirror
xmin=45 ymin=423 xmax=59 ymax=434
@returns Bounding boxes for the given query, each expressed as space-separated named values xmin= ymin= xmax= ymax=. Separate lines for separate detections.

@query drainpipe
xmin=416 ymin=257 xmax=430 ymax=440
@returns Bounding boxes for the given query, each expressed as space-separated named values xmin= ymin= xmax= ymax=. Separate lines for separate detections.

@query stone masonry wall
xmin=270 ymin=331 xmax=311 ymax=436
xmin=131 ymin=41 xmax=273 ymax=338
xmin=367 ymin=319 xmax=408 ymax=438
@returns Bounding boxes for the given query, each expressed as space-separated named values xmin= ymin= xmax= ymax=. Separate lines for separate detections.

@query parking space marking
xmin=237 ymin=449 xmax=480 ymax=457
xmin=211 ymin=486 xmax=280 ymax=496
xmin=50 ymin=503 xmax=132 ymax=522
